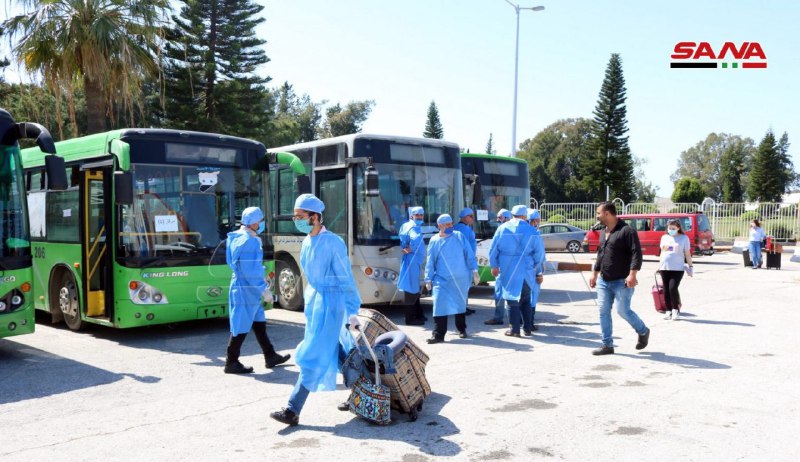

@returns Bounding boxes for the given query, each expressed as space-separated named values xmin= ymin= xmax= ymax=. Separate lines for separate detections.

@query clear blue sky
xmin=259 ymin=0 xmax=799 ymax=198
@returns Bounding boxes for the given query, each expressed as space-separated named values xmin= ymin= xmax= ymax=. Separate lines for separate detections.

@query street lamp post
xmin=504 ymin=1 xmax=544 ymax=158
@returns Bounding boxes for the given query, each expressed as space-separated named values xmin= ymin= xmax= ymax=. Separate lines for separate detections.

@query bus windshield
xmin=0 ymin=147 xmax=30 ymax=261
xmin=119 ymin=161 xmax=266 ymax=264
xmin=463 ymin=156 xmax=529 ymax=239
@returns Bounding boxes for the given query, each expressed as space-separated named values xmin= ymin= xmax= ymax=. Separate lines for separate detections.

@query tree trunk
xmin=84 ymin=75 xmax=107 ymax=134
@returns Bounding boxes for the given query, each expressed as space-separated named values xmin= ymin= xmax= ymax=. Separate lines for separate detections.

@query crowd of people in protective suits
xmin=224 ymin=194 xmax=547 ymax=427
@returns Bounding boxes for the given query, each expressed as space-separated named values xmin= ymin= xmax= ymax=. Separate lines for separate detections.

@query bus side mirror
xmin=44 ymin=155 xmax=68 ymax=190
xmin=115 ymin=172 xmax=134 ymax=205
xmin=365 ymin=165 xmax=379 ymax=197
xmin=296 ymin=174 xmax=311 ymax=195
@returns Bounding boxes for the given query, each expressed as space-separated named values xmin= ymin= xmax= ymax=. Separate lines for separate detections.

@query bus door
xmin=81 ymin=166 xmax=113 ymax=320
xmin=315 ymin=169 xmax=348 ymax=242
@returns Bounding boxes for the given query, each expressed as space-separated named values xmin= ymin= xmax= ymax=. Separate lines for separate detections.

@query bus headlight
xmin=129 ymin=281 xmax=169 ymax=305
xmin=361 ymin=267 xmax=398 ymax=283
xmin=0 ymin=301 xmax=6 ymax=312
xmin=11 ymin=295 xmax=23 ymax=306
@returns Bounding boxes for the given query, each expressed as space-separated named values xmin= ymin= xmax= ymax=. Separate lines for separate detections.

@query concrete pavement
xmin=1 ymin=251 xmax=799 ymax=461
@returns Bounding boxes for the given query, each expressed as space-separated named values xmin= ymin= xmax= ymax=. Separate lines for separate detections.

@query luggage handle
xmin=348 ymin=315 xmax=382 ymax=387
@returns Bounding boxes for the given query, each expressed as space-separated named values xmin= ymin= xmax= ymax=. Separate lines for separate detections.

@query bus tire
xmin=52 ymin=270 xmax=83 ymax=331
xmin=567 ymin=240 xmax=582 ymax=253
xmin=276 ymin=258 xmax=303 ymax=311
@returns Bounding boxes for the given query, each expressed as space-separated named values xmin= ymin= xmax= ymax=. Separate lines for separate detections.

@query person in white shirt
xmin=658 ymin=219 xmax=693 ymax=320
xmin=748 ymin=219 xmax=767 ymax=269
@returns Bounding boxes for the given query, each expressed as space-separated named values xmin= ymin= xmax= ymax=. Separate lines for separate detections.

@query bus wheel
xmin=567 ymin=240 xmax=582 ymax=253
xmin=55 ymin=271 xmax=83 ymax=331
xmin=276 ymin=259 xmax=303 ymax=311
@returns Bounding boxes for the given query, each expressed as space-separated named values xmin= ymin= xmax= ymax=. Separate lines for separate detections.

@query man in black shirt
xmin=588 ymin=202 xmax=650 ymax=355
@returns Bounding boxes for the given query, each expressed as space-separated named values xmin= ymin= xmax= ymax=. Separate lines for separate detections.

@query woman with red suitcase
xmin=658 ymin=219 xmax=693 ymax=320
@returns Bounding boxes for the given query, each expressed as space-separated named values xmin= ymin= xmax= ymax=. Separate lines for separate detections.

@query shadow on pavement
xmin=277 ymin=392 xmax=462 ymax=457
xmin=0 ymin=340 xmax=128 ymax=405
xmin=617 ymin=351 xmax=731 ymax=369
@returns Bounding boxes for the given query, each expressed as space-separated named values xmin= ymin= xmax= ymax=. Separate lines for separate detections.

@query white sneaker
xmin=672 ymin=311 xmax=680 ymax=321
xmin=663 ymin=310 xmax=673 ymax=320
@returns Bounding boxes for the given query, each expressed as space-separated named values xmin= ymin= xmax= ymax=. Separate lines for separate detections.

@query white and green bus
xmin=20 ymin=129 xmax=297 ymax=330
xmin=268 ymin=134 xmax=463 ymax=310
xmin=1 ymin=109 xmax=66 ymax=338
xmin=461 ymin=153 xmax=530 ymax=283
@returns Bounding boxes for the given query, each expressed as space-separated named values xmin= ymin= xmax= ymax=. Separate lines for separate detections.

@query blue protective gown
xmin=489 ymin=219 xmax=544 ymax=301
xmin=424 ymin=231 xmax=478 ymax=316
xmin=397 ymin=220 xmax=425 ymax=294
xmin=453 ymin=221 xmax=477 ymax=255
xmin=295 ymin=228 xmax=362 ymax=392
xmin=530 ymin=227 xmax=546 ymax=307
xmin=226 ymin=227 xmax=268 ymax=335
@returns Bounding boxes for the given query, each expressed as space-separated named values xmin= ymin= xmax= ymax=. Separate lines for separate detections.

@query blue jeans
xmin=507 ymin=281 xmax=533 ymax=334
xmin=597 ymin=277 xmax=648 ymax=347
xmin=749 ymin=241 xmax=762 ymax=268
xmin=492 ymin=282 xmax=506 ymax=322
xmin=287 ymin=343 xmax=348 ymax=415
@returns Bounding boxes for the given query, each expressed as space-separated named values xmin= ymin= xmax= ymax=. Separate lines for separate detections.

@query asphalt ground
xmin=1 ymin=251 xmax=799 ymax=461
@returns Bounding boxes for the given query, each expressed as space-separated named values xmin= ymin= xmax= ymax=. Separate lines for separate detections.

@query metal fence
xmin=534 ymin=199 xmax=800 ymax=243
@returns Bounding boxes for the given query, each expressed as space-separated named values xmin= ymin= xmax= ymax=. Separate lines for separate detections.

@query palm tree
xmin=2 ymin=0 xmax=169 ymax=134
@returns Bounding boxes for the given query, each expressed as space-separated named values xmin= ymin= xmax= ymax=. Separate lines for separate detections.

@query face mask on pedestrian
xmin=294 ymin=216 xmax=314 ymax=234
xmin=414 ymin=219 xmax=424 ymax=226
xmin=667 ymin=228 xmax=678 ymax=236
xmin=257 ymin=220 xmax=265 ymax=234
xmin=444 ymin=227 xmax=454 ymax=235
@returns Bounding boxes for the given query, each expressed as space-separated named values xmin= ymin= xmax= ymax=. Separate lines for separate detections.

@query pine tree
xmin=423 ymin=101 xmax=444 ymax=139
xmin=161 ymin=0 xmax=271 ymax=141
xmin=485 ymin=133 xmax=495 ymax=154
xmin=776 ymin=132 xmax=796 ymax=192
xmin=747 ymin=130 xmax=784 ymax=202
xmin=581 ymin=54 xmax=635 ymax=202
xmin=719 ymin=139 xmax=750 ymax=202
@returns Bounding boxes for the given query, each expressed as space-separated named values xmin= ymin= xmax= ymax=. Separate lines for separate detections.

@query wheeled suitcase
xmin=652 ymin=272 xmax=667 ymax=313
xmin=742 ymin=249 xmax=752 ymax=267
xmin=766 ymin=251 xmax=781 ymax=269
xmin=356 ymin=309 xmax=431 ymax=420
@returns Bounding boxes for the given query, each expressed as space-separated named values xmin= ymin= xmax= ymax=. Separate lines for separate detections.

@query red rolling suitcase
xmin=652 ymin=272 xmax=667 ymax=313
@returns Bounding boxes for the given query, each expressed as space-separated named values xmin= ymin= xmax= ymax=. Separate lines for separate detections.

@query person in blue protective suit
xmin=398 ymin=206 xmax=427 ymax=325
xmin=224 ymin=207 xmax=291 ymax=374
xmin=485 ymin=208 xmax=513 ymax=326
xmin=489 ymin=205 xmax=544 ymax=337
xmin=527 ymin=209 xmax=546 ymax=332
xmin=270 ymin=194 xmax=362 ymax=427
xmin=454 ymin=207 xmax=478 ymax=315
xmin=424 ymin=214 xmax=479 ymax=344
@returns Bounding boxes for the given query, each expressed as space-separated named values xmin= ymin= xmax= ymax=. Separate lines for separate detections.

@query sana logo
xmin=670 ymin=41 xmax=767 ymax=69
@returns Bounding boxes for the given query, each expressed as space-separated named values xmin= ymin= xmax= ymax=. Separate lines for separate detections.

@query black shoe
xmin=270 ymin=408 xmax=299 ymax=426
xmin=337 ymin=401 xmax=350 ymax=412
xmin=405 ymin=317 xmax=425 ymax=326
xmin=265 ymin=352 xmax=291 ymax=368
xmin=504 ymin=330 xmax=521 ymax=337
xmin=531 ymin=325 xmax=539 ymax=332
xmin=224 ymin=361 xmax=254 ymax=374
xmin=523 ymin=330 xmax=533 ymax=336
xmin=426 ymin=336 xmax=445 ymax=344
xmin=636 ymin=328 xmax=650 ymax=350
xmin=458 ymin=330 xmax=468 ymax=339
xmin=592 ymin=345 xmax=615 ymax=356
xmin=465 ymin=308 xmax=476 ymax=315
xmin=484 ymin=319 xmax=504 ymax=325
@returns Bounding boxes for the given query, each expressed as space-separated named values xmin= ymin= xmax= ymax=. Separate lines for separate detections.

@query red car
xmin=582 ymin=212 xmax=714 ymax=256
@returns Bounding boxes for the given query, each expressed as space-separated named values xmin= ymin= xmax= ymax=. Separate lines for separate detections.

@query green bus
xmin=1 ymin=109 xmax=66 ymax=338
xmin=20 ymin=129 xmax=295 ymax=330
xmin=461 ymin=153 xmax=530 ymax=283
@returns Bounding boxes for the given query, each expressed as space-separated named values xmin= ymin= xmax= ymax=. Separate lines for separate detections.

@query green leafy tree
xmin=518 ymin=118 xmax=595 ymax=202
xmin=322 ymin=100 xmax=375 ymax=138
xmin=718 ymin=137 xmax=754 ymax=202
xmin=266 ymin=82 xmax=323 ymax=146
xmin=672 ymin=177 xmax=705 ymax=203
xmin=671 ymin=133 xmax=755 ymax=201
xmin=485 ymin=133 xmax=495 ymax=154
xmin=580 ymin=53 xmax=635 ymax=202
xmin=161 ymin=0 xmax=271 ymax=141
xmin=776 ymin=132 xmax=797 ymax=190
xmin=2 ymin=0 xmax=168 ymax=134
xmin=748 ymin=130 xmax=794 ymax=202
xmin=423 ymin=100 xmax=444 ymax=139
xmin=632 ymin=155 xmax=658 ymax=202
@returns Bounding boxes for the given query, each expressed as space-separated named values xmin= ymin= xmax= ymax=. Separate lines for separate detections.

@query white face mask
xmin=667 ymin=228 xmax=678 ymax=236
